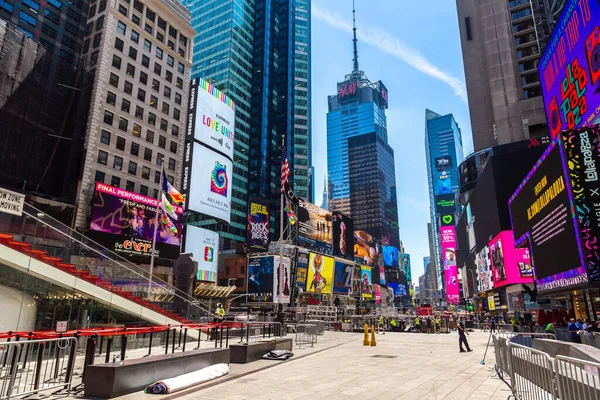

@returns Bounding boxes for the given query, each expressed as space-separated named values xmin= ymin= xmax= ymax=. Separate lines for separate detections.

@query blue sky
xmin=310 ymin=0 xmax=473 ymax=280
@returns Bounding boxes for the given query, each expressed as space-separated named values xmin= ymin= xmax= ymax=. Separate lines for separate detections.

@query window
xmin=142 ymin=166 xmax=150 ymax=179
xmin=131 ymin=14 xmax=139 ymax=25
xmin=171 ymin=125 xmax=179 ymax=136
xmin=48 ymin=0 xmax=61 ymax=8
xmin=173 ymin=108 xmax=180 ymax=121
xmin=118 ymin=4 xmax=127 ymax=15
xmin=164 ymin=86 xmax=171 ymax=98
xmin=156 ymin=153 xmax=163 ymax=165
xmin=167 ymin=40 xmax=174 ymax=50
xmin=150 ymin=95 xmax=158 ymax=108
xmin=177 ymin=48 xmax=184 ymax=58
xmin=168 ymin=158 xmax=175 ymax=171
xmin=143 ymin=38 xmax=151 ymax=52
xmin=133 ymin=0 xmax=142 ymax=12
xmin=153 ymin=189 xmax=159 ymax=198
xmin=179 ymin=35 xmax=187 ymax=47
xmin=111 ymin=176 xmax=121 ymax=187
xmin=160 ymin=119 xmax=168 ymax=132
xmin=98 ymin=0 xmax=106 ymax=13
xmin=121 ymin=99 xmax=130 ymax=113
xmin=156 ymin=47 xmax=163 ymax=59
xmin=128 ymin=161 xmax=137 ymax=175
xmin=97 ymin=150 xmax=108 ymax=165
xmin=137 ymin=88 xmax=146 ymax=102
xmin=109 ymin=73 xmax=119 ymax=87
xmin=465 ymin=17 xmax=472 ymax=41
xmin=129 ymin=46 xmax=137 ymax=60
xmin=144 ymin=148 xmax=152 ymax=161
xmin=133 ymin=123 xmax=141 ymax=137
xmin=158 ymin=135 xmax=166 ymax=148
xmin=152 ymin=79 xmax=160 ymax=92
xmin=45 ymin=9 xmax=60 ymax=24
xmin=1 ymin=0 xmax=14 ymax=12
xmin=157 ymin=17 xmax=166 ymax=30
xmin=168 ymin=26 xmax=177 ymax=38
xmin=24 ymin=0 xmax=40 ymax=14
xmin=176 ymin=78 xmax=183 ymax=89
xmin=89 ymin=51 xmax=98 ymax=66
xmin=126 ymin=180 xmax=135 ymax=192
xmin=126 ymin=63 xmax=135 ymax=78
xmin=154 ymin=170 xmax=160 ymax=183
xmin=148 ymin=112 xmax=156 ymax=126
xmin=116 ymin=136 xmax=125 ymax=150
xmin=106 ymin=91 xmax=116 ymax=106
xmin=175 ymin=93 xmax=181 ymax=105
xmin=113 ymin=155 xmax=123 ymax=170
xmin=144 ymin=23 xmax=152 ymax=34
xmin=130 ymin=142 xmax=139 ymax=156
xmin=42 ymin=23 xmax=57 ymax=38
xmin=142 ymin=55 xmax=150 ymax=67
xmin=139 ymin=185 xmax=148 ymax=196
xmin=112 ymin=55 xmax=122 ymax=69
xmin=124 ymin=81 xmax=133 ymax=95
xmin=145 ymin=7 xmax=155 ymax=21
xmin=165 ymin=70 xmax=172 ymax=82
xmin=115 ymin=37 xmax=124 ymax=52
xmin=131 ymin=30 xmax=139 ymax=43
xmin=104 ymin=110 xmax=114 ymax=125
xmin=135 ymin=106 xmax=143 ymax=119
xmin=117 ymin=21 xmax=126 ymax=35
xmin=95 ymin=170 xmax=106 ymax=183
xmin=167 ymin=55 xmax=174 ymax=66
xmin=169 ymin=141 xmax=177 ymax=153
xmin=146 ymin=130 xmax=154 ymax=143
xmin=19 ymin=11 xmax=36 ymax=27
xmin=92 ymin=33 xmax=101 ymax=48
xmin=139 ymin=71 xmax=148 ymax=85
xmin=119 ymin=117 xmax=128 ymax=131
xmin=177 ymin=62 xmax=184 ymax=74
xmin=156 ymin=31 xmax=164 ymax=42
xmin=161 ymin=102 xmax=169 ymax=114
xmin=100 ymin=130 xmax=111 ymax=145
xmin=154 ymin=63 xmax=161 ymax=75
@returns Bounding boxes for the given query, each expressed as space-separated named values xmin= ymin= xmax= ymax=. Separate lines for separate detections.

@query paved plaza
xmin=125 ymin=330 xmax=511 ymax=400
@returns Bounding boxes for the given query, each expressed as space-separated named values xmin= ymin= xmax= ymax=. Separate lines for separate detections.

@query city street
xmin=138 ymin=331 xmax=509 ymax=400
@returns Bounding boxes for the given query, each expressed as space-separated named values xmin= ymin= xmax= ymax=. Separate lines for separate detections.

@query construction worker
xmin=415 ymin=316 xmax=420 ymax=333
xmin=214 ymin=303 xmax=225 ymax=323
xmin=378 ymin=315 xmax=385 ymax=334
xmin=435 ymin=316 xmax=441 ymax=333
xmin=390 ymin=318 xmax=398 ymax=332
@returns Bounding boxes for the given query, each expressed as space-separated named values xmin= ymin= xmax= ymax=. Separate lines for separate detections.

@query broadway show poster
xmin=352 ymin=266 xmax=361 ymax=294
xmin=247 ymin=198 xmax=270 ymax=252
xmin=306 ymin=252 xmax=334 ymax=294
xmin=333 ymin=261 xmax=354 ymax=294
xmin=360 ymin=265 xmax=373 ymax=298
xmin=272 ymin=256 xmax=291 ymax=304
xmin=332 ymin=212 xmax=354 ymax=259
xmin=89 ymin=183 xmax=183 ymax=261
xmin=297 ymin=198 xmax=332 ymax=250
xmin=295 ymin=250 xmax=309 ymax=291
xmin=247 ymin=256 xmax=273 ymax=302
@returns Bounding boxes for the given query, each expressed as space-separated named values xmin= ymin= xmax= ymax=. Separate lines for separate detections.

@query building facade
xmin=74 ymin=0 xmax=194 ymax=232
xmin=425 ymin=109 xmax=464 ymax=295
xmin=456 ymin=0 xmax=566 ymax=151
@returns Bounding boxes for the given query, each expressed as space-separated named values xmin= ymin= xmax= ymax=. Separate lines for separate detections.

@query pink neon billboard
xmin=489 ymin=231 xmax=533 ymax=288
xmin=440 ymin=226 xmax=459 ymax=304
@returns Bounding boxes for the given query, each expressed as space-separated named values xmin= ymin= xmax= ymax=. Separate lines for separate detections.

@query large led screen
xmin=297 ymin=199 xmax=332 ymax=250
xmin=333 ymin=261 xmax=354 ymax=294
xmin=488 ymin=231 xmax=533 ymax=289
xmin=248 ymin=256 xmax=273 ymax=302
xmin=401 ymin=253 xmax=412 ymax=284
xmin=247 ymin=198 xmax=270 ymax=252
xmin=306 ymin=253 xmax=334 ymax=294
xmin=185 ymin=226 xmax=219 ymax=283
xmin=273 ymin=256 xmax=291 ymax=304
xmin=440 ymin=226 xmax=459 ymax=304
xmin=382 ymin=246 xmax=399 ymax=267
xmin=332 ymin=212 xmax=354 ymax=259
xmin=360 ymin=265 xmax=373 ymax=298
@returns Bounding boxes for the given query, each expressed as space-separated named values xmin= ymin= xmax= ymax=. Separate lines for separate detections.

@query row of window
xmin=100 ymin=126 xmax=178 ymax=155
xmin=97 ymin=148 xmax=176 ymax=174
xmin=94 ymin=170 xmax=168 ymax=198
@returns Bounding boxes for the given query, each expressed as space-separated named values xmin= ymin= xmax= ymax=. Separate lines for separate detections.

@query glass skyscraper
xmin=424 ymin=109 xmax=464 ymax=293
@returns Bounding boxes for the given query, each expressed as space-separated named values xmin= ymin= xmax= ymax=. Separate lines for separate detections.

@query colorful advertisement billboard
xmin=435 ymin=194 xmax=456 ymax=214
xmin=538 ymin=0 xmax=600 ymax=139
xmin=333 ymin=261 xmax=354 ymax=294
xmin=332 ymin=212 xmax=354 ymax=259
xmin=295 ymin=250 xmax=308 ymax=291
xmin=401 ymin=253 xmax=412 ymax=284
xmin=297 ymin=199 xmax=332 ymax=250
xmin=476 ymin=246 xmax=492 ymax=292
xmin=306 ymin=253 xmax=334 ymax=294
xmin=440 ymin=226 xmax=459 ymax=304
xmin=185 ymin=226 xmax=219 ymax=283
xmin=360 ymin=265 xmax=373 ymax=298
xmin=379 ymin=266 xmax=386 ymax=285
xmin=435 ymin=156 xmax=452 ymax=171
xmin=441 ymin=214 xmax=455 ymax=226
xmin=382 ymin=246 xmax=399 ymax=267
xmin=488 ymin=231 xmax=533 ymax=288
xmin=246 ymin=198 xmax=270 ymax=252
xmin=273 ymin=256 xmax=291 ymax=304
xmin=193 ymin=78 xmax=235 ymax=160
xmin=248 ymin=256 xmax=274 ymax=302
xmin=353 ymin=230 xmax=380 ymax=267
xmin=188 ymin=143 xmax=233 ymax=223
xmin=352 ymin=266 xmax=361 ymax=294
xmin=89 ymin=183 xmax=183 ymax=261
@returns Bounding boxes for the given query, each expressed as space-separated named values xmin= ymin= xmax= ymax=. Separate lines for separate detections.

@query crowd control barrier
xmin=555 ymin=355 xmax=600 ymax=399
xmin=509 ymin=343 xmax=556 ymax=399
xmin=295 ymin=324 xmax=317 ymax=348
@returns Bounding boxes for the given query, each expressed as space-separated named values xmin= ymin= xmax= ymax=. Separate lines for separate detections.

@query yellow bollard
xmin=363 ymin=323 xmax=370 ymax=346
xmin=370 ymin=324 xmax=377 ymax=346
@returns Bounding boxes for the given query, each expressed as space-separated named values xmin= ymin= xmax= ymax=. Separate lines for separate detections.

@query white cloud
xmin=312 ymin=4 xmax=468 ymax=103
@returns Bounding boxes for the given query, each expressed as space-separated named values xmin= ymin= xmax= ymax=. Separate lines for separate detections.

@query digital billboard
xmin=476 ymin=246 xmax=492 ymax=292
xmin=193 ymin=78 xmax=235 ymax=160
xmin=435 ymin=194 xmax=456 ymax=214
xmin=401 ymin=253 xmax=412 ymax=284
xmin=538 ymin=0 xmax=600 ymax=139
xmin=273 ymin=256 xmax=291 ymax=304
xmin=436 ymin=175 xmax=452 ymax=195
xmin=306 ymin=253 xmax=334 ymax=294
xmin=185 ymin=226 xmax=219 ymax=283
xmin=379 ymin=266 xmax=386 ymax=285
xmin=247 ymin=198 xmax=270 ymax=252
xmin=488 ymin=231 xmax=533 ymax=289
xmin=441 ymin=214 xmax=454 ymax=226
xmin=248 ymin=256 xmax=274 ymax=302
xmin=354 ymin=230 xmax=380 ymax=266
xmin=297 ymin=199 xmax=332 ymax=250
xmin=333 ymin=261 xmax=354 ymax=294
xmin=435 ymin=156 xmax=452 ymax=171
xmin=360 ymin=265 xmax=373 ymax=298
xmin=332 ymin=212 xmax=354 ymax=259
xmin=188 ymin=143 xmax=233 ymax=223
xmin=295 ymin=250 xmax=308 ymax=291
xmin=89 ymin=183 xmax=183 ymax=261
xmin=352 ymin=266 xmax=361 ymax=294
xmin=440 ymin=226 xmax=459 ymax=304
xmin=382 ymin=246 xmax=399 ymax=267
xmin=509 ymin=140 xmax=585 ymax=290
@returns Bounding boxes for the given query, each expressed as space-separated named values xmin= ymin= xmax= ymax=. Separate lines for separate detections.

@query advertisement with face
xmin=295 ymin=250 xmax=309 ymax=291
xmin=89 ymin=183 xmax=183 ymax=260
xmin=188 ymin=143 xmax=233 ymax=223
xmin=401 ymin=253 xmax=412 ymax=284
xmin=248 ymin=256 xmax=274 ymax=302
xmin=332 ymin=212 xmax=354 ymax=259
xmin=354 ymin=230 xmax=381 ymax=266
xmin=476 ymin=246 xmax=492 ymax=292
xmin=247 ymin=198 xmax=270 ymax=252
xmin=333 ymin=261 xmax=355 ymax=294
xmin=360 ymin=265 xmax=373 ymax=298
xmin=538 ymin=0 xmax=600 ymax=139
xmin=185 ymin=226 xmax=219 ymax=283
xmin=382 ymin=246 xmax=399 ymax=267
xmin=375 ymin=284 xmax=381 ymax=304
xmin=306 ymin=253 xmax=334 ymax=294
xmin=440 ymin=226 xmax=459 ymax=304
xmin=297 ymin=199 xmax=332 ymax=250
xmin=272 ymin=256 xmax=291 ymax=304
xmin=488 ymin=231 xmax=533 ymax=288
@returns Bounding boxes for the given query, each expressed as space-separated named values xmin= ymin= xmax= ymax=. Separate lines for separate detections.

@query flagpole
xmin=279 ymin=136 xmax=285 ymax=305
xmin=148 ymin=160 xmax=164 ymax=297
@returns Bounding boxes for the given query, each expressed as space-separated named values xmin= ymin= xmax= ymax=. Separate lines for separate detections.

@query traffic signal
xmin=467 ymin=305 xmax=473 ymax=311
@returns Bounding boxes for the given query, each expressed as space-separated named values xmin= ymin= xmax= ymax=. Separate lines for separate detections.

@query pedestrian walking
xmin=426 ymin=317 xmax=432 ymax=334
xmin=415 ymin=317 xmax=420 ymax=333
xmin=435 ymin=316 xmax=441 ymax=334
xmin=457 ymin=317 xmax=473 ymax=353
xmin=490 ymin=316 xmax=496 ymax=333
xmin=378 ymin=316 xmax=385 ymax=334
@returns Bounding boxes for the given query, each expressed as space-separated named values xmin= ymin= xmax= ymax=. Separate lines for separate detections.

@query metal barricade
xmin=245 ymin=322 xmax=283 ymax=343
xmin=554 ymin=355 xmax=600 ymax=399
xmin=555 ymin=328 xmax=573 ymax=342
xmin=594 ymin=333 xmax=600 ymax=350
xmin=295 ymin=324 xmax=317 ymax=348
xmin=581 ymin=333 xmax=596 ymax=347
xmin=0 ymin=337 xmax=78 ymax=400
xmin=509 ymin=343 xmax=557 ymax=400
xmin=304 ymin=320 xmax=325 ymax=335
xmin=493 ymin=336 xmax=512 ymax=378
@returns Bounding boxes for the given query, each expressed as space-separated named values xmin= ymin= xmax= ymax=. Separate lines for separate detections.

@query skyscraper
xmin=320 ymin=175 xmax=328 ymax=210
xmin=425 ymin=110 xmax=464 ymax=294
xmin=183 ymin=0 xmax=311 ymax=248
xmin=326 ymin=3 xmax=399 ymax=247
xmin=456 ymin=0 xmax=566 ymax=151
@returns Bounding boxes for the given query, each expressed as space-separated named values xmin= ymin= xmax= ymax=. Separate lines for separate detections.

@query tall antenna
xmin=352 ymin=0 xmax=359 ymax=72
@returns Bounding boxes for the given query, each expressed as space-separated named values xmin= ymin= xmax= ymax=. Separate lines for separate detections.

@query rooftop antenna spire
xmin=352 ymin=0 xmax=359 ymax=72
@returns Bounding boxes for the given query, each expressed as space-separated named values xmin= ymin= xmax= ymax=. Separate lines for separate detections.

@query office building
xmin=425 ymin=109 xmax=464 ymax=294
xmin=74 ymin=0 xmax=194 ymax=232
xmin=456 ymin=0 xmax=566 ymax=151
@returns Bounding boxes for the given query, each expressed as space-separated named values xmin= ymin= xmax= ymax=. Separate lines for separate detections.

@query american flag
xmin=281 ymin=145 xmax=289 ymax=194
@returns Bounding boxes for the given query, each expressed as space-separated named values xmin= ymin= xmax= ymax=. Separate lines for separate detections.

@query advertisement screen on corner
xmin=488 ymin=231 xmax=533 ymax=288
xmin=185 ymin=226 xmax=219 ymax=283
xmin=440 ymin=225 xmax=459 ymax=304
xmin=297 ymin=199 xmax=332 ymax=250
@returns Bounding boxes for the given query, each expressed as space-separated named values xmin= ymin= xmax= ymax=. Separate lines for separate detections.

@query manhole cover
xmin=371 ymin=355 xmax=397 ymax=359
